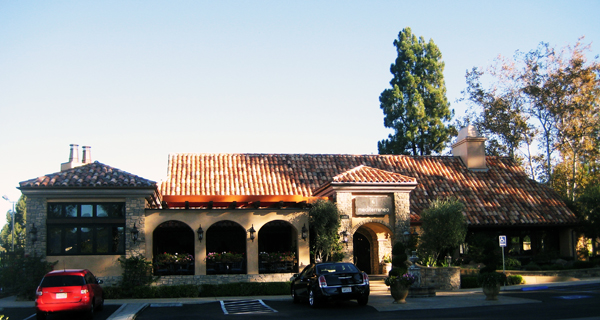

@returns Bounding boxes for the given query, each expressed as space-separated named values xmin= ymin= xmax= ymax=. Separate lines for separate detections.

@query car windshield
xmin=316 ymin=263 xmax=359 ymax=274
xmin=40 ymin=275 xmax=85 ymax=287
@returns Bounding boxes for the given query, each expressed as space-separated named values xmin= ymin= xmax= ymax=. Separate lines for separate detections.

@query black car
xmin=290 ymin=262 xmax=369 ymax=307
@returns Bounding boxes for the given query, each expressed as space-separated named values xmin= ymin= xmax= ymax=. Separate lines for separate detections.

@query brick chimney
xmin=60 ymin=144 xmax=82 ymax=171
xmin=452 ymin=125 xmax=487 ymax=171
xmin=82 ymin=146 xmax=92 ymax=164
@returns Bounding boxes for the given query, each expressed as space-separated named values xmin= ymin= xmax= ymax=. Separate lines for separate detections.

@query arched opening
xmin=153 ymin=220 xmax=195 ymax=275
xmin=353 ymin=222 xmax=393 ymax=275
xmin=353 ymin=232 xmax=371 ymax=274
xmin=258 ymin=220 xmax=298 ymax=273
xmin=205 ymin=220 xmax=247 ymax=274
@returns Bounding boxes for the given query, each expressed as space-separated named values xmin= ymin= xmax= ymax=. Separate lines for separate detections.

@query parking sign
xmin=499 ymin=235 xmax=507 ymax=247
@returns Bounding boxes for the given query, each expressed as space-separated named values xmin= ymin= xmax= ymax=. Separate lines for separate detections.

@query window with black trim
xmin=47 ymin=203 xmax=126 ymax=255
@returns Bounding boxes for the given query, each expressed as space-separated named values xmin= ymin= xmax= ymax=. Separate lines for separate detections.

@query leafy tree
xmin=0 ymin=195 xmax=26 ymax=252
xmin=462 ymin=38 xmax=600 ymax=195
xmin=308 ymin=199 xmax=341 ymax=262
xmin=572 ymin=183 xmax=600 ymax=253
xmin=378 ymin=27 xmax=455 ymax=156
xmin=461 ymin=64 xmax=536 ymax=165
xmin=418 ymin=198 xmax=467 ymax=264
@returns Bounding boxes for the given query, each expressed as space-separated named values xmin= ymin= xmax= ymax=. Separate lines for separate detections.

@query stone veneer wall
xmin=126 ymin=197 xmax=147 ymax=258
xmin=25 ymin=197 xmax=46 ymax=257
xmin=336 ymin=193 xmax=354 ymax=262
xmin=98 ymin=273 xmax=295 ymax=288
xmin=419 ymin=266 xmax=461 ymax=290
xmin=393 ymin=193 xmax=410 ymax=240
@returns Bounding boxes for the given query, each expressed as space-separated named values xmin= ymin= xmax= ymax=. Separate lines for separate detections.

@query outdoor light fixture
xmin=30 ymin=223 xmax=38 ymax=244
xmin=446 ymin=255 xmax=452 ymax=267
xmin=341 ymin=230 xmax=348 ymax=246
xmin=131 ymin=223 xmax=139 ymax=244
xmin=197 ymin=225 xmax=204 ymax=242
xmin=301 ymin=224 xmax=308 ymax=241
xmin=403 ymin=230 xmax=411 ymax=244
xmin=249 ymin=225 xmax=256 ymax=242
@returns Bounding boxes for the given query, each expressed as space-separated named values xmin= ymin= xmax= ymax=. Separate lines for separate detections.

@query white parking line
xmin=220 ymin=299 xmax=277 ymax=315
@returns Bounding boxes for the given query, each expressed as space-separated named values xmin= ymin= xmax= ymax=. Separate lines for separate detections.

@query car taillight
xmin=318 ymin=275 xmax=327 ymax=288
xmin=362 ymin=273 xmax=369 ymax=285
xmin=36 ymin=287 xmax=43 ymax=297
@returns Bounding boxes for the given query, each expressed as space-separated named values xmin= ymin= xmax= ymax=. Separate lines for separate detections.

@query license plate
xmin=341 ymin=287 xmax=352 ymax=293
xmin=56 ymin=293 xmax=67 ymax=299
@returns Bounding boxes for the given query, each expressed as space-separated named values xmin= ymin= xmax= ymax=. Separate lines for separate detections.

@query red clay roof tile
xmin=20 ymin=161 xmax=156 ymax=189
xmin=160 ymin=153 xmax=577 ymax=227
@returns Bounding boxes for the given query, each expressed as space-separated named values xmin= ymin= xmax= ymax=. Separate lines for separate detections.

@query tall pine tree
xmin=378 ymin=27 xmax=454 ymax=155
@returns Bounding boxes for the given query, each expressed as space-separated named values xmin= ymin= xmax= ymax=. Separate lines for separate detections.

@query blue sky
xmin=1 ymin=1 xmax=599 ymax=226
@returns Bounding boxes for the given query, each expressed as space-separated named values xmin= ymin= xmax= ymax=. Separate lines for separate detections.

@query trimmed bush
xmin=507 ymin=275 xmax=524 ymax=285
xmin=200 ymin=282 xmax=290 ymax=297
xmin=460 ymin=275 xmax=479 ymax=289
xmin=524 ymin=262 xmax=541 ymax=271
xmin=573 ymin=260 xmax=594 ymax=269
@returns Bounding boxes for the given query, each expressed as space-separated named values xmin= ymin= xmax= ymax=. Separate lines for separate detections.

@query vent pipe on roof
xmin=61 ymin=144 xmax=82 ymax=171
xmin=82 ymin=146 xmax=92 ymax=164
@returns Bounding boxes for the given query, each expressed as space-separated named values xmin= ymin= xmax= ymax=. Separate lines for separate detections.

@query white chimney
xmin=60 ymin=144 xmax=82 ymax=171
xmin=82 ymin=146 xmax=92 ymax=164
xmin=452 ymin=125 xmax=487 ymax=171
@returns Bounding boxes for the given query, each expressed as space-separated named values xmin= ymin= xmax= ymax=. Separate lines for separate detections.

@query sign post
xmin=499 ymin=235 xmax=507 ymax=289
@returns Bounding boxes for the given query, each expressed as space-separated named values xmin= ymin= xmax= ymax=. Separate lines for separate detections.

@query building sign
xmin=355 ymin=197 xmax=392 ymax=216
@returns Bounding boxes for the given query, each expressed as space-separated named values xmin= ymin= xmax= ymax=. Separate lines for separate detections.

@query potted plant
xmin=478 ymin=271 xmax=506 ymax=300
xmin=382 ymin=254 xmax=392 ymax=273
xmin=384 ymin=267 xmax=416 ymax=304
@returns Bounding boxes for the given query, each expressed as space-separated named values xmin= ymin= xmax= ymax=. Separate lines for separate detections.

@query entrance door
xmin=353 ymin=233 xmax=371 ymax=274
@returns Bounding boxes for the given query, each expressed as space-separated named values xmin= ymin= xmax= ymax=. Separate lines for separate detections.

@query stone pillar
xmin=126 ymin=197 xmax=147 ymax=258
xmin=335 ymin=192 xmax=353 ymax=262
xmin=25 ymin=197 xmax=47 ymax=258
xmin=393 ymin=192 xmax=411 ymax=241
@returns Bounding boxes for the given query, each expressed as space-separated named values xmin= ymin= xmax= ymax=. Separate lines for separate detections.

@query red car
xmin=35 ymin=269 xmax=104 ymax=320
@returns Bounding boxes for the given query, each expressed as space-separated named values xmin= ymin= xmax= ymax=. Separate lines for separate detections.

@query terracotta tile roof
xmin=19 ymin=161 xmax=156 ymax=188
xmin=160 ymin=153 xmax=577 ymax=227
xmin=331 ymin=165 xmax=417 ymax=184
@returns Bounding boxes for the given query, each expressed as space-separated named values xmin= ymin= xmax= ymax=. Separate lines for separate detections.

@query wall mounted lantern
xmin=341 ymin=230 xmax=348 ymax=246
xmin=131 ymin=223 xmax=139 ymax=244
xmin=30 ymin=223 xmax=38 ymax=244
xmin=248 ymin=225 xmax=256 ymax=242
xmin=197 ymin=225 xmax=204 ymax=242
xmin=301 ymin=224 xmax=308 ymax=241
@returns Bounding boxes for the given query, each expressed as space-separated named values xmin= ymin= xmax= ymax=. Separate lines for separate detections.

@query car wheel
xmin=291 ymin=287 xmax=300 ymax=304
xmin=309 ymin=289 xmax=320 ymax=308
xmin=36 ymin=312 xmax=47 ymax=320
xmin=96 ymin=296 xmax=104 ymax=311
xmin=87 ymin=302 xmax=95 ymax=319
xmin=357 ymin=295 xmax=369 ymax=306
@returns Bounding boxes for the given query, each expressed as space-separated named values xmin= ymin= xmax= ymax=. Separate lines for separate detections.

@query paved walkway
xmin=1 ymin=278 xmax=599 ymax=319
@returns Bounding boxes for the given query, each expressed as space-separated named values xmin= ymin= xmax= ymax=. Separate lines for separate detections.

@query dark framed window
xmin=47 ymin=203 xmax=126 ymax=255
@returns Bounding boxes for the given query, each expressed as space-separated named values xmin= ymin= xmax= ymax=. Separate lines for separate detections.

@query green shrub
xmin=477 ymin=272 xmax=506 ymax=287
xmin=200 ymin=282 xmax=290 ymax=297
xmin=388 ymin=266 xmax=407 ymax=277
xmin=573 ymin=260 xmax=594 ymax=269
xmin=524 ymin=262 xmax=541 ymax=271
xmin=117 ymin=255 xmax=158 ymax=297
xmin=157 ymin=285 xmax=199 ymax=298
xmin=505 ymin=258 xmax=521 ymax=270
xmin=0 ymin=254 xmax=56 ymax=300
xmin=460 ymin=275 xmax=479 ymax=288
xmin=507 ymin=275 xmax=524 ymax=285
